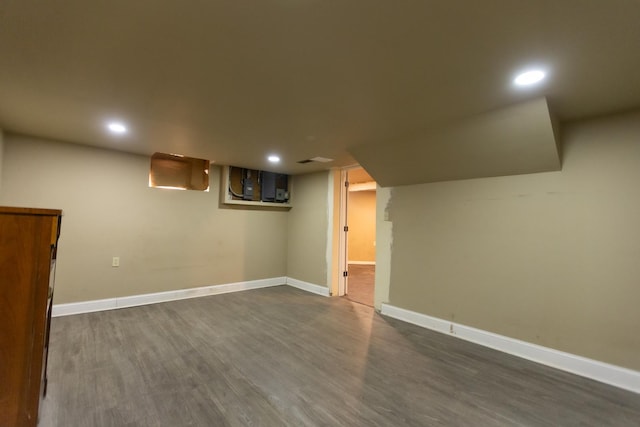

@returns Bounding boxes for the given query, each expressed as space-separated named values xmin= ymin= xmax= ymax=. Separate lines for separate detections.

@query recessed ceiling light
xmin=514 ymin=70 xmax=546 ymax=86
xmin=268 ymin=155 xmax=280 ymax=163
xmin=107 ymin=122 xmax=127 ymax=134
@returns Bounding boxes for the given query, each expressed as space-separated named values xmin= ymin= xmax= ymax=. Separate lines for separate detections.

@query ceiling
xmin=348 ymin=168 xmax=374 ymax=185
xmin=352 ymin=97 xmax=562 ymax=186
xmin=1 ymin=0 xmax=639 ymax=179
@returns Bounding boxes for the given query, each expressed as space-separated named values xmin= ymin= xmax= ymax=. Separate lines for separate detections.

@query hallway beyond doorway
xmin=345 ymin=263 xmax=375 ymax=306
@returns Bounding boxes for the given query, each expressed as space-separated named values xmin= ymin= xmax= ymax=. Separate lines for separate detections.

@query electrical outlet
xmin=112 ymin=257 xmax=120 ymax=267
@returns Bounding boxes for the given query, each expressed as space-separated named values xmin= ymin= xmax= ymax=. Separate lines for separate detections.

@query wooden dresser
xmin=0 ymin=207 xmax=62 ymax=427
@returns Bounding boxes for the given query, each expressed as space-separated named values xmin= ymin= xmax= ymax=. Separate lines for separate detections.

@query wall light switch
xmin=112 ymin=257 xmax=120 ymax=267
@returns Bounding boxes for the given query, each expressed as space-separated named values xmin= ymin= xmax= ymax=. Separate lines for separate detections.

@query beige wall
xmin=0 ymin=129 xmax=3 ymax=194
xmin=347 ymin=190 xmax=376 ymax=262
xmin=373 ymin=185 xmax=392 ymax=310
xmin=287 ymin=171 xmax=330 ymax=287
xmin=387 ymin=110 xmax=640 ymax=371
xmin=0 ymin=135 xmax=288 ymax=304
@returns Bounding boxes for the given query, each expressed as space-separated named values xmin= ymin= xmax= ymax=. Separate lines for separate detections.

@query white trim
xmin=348 ymin=261 xmax=376 ymax=265
xmin=285 ymin=277 xmax=331 ymax=297
xmin=337 ymin=168 xmax=349 ymax=296
xmin=53 ymin=298 xmax=118 ymax=316
xmin=52 ymin=276 xmax=332 ymax=317
xmin=380 ymin=303 xmax=640 ymax=394
xmin=53 ymin=277 xmax=286 ymax=317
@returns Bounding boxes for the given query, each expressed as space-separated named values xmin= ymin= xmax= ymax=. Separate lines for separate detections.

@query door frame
xmin=337 ymin=165 xmax=373 ymax=296
xmin=337 ymin=168 xmax=349 ymax=296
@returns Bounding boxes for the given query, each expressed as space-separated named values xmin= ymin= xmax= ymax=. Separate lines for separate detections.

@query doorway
xmin=341 ymin=167 xmax=376 ymax=306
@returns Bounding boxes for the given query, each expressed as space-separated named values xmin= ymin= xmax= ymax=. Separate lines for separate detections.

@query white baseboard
xmin=380 ymin=303 xmax=640 ymax=394
xmin=53 ymin=277 xmax=287 ymax=317
xmin=285 ymin=277 xmax=331 ymax=297
xmin=348 ymin=261 xmax=376 ymax=265
xmin=53 ymin=298 xmax=118 ymax=316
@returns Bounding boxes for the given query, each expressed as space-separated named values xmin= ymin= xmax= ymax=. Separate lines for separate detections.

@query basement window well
xmin=149 ymin=152 xmax=210 ymax=191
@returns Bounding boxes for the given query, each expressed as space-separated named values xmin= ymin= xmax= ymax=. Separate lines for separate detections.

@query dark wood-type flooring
xmin=40 ymin=286 xmax=640 ymax=426
xmin=346 ymin=264 xmax=375 ymax=307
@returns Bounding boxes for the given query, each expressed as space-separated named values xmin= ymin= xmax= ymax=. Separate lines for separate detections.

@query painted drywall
xmin=387 ymin=110 xmax=640 ymax=371
xmin=0 ymin=135 xmax=288 ymax=304
xmin=287 ymin=171 xmax=330 ymax=287
xmin=347 ymin=190 xmax=376 ymax=262
xmin=0 ymin=129 xmax=4 ymax=194
xmin=373 ymin=185 xmax=392 ymax=310
xmin=351 ymin=98 xmax=560 ymax=186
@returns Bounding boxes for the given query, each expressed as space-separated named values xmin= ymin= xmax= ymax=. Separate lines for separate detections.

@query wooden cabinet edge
xmin=0 ymin=206 xmax=62 ymax=216
xmin=0 ymin=206 xmax=62 ymax=426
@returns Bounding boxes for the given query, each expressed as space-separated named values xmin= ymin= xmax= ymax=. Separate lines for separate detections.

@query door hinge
xmin=343 ymin=271 xmax=348 ymax=277
xmin=344 ymin=225 xmax=349 ymax=232
xmin=345 ymin=181 xmax=350 ymax=188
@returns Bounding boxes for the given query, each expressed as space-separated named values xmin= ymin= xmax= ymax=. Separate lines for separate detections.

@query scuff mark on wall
xmin=373 ymin=186 xmax=393 ymax=310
